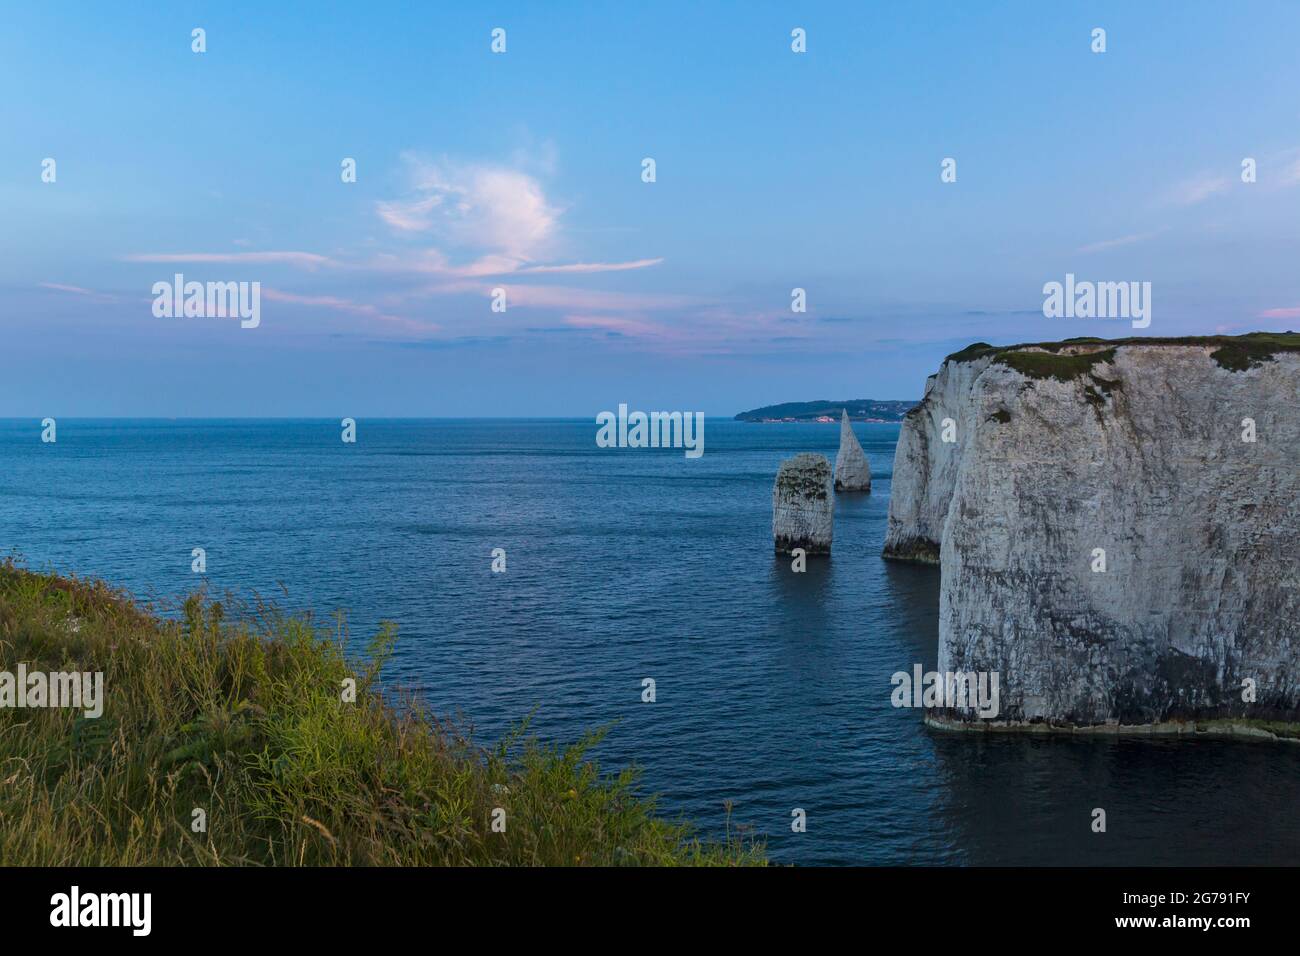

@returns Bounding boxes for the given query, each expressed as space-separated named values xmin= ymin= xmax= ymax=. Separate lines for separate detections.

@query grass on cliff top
xmin=944 ymin=331 xmax=1300 ymax=377
xmin=0 ymin=562 xmax=764 ymax=866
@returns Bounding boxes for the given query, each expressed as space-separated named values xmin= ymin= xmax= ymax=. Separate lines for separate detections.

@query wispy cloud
xmin=1168 ymin=173 xmax=1230 ymax=206
xmin=1278 ymin=154 xmax=1300 ymax=187
xmin=1078 ymin=230 xmax=1163 ymax=254
xmin=260 ymin=288 xmax=433 ymax=332
xmin=39 ymin=282 xmax=124 ymax=303
xmin=365 ymin=250 xmax=661 ymax=278
xmin=516 ymin=258 xmax=664 ymax=275
xmin=41 ymin=282 xmax=99 ymax=296
xmin=1258 ymin=306 xmax=1300 ymax=319
xmin=375 ymin=196 xmax=442 ymax=232
xmin=123 ymin=251 xmax=336 ymax=268
xmin=116 ymin=150 xmax=676 ymax=341
xmin=476 ymin=283 xmax=695 ymax=313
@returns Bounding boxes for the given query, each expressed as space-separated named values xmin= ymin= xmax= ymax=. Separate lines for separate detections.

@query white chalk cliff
xmin=773 ymin=453 xmax=834 ymax=554
xmin=883 ymin=335 xmax=1300 ymax=728
xmin=834 ymin=409 xmax=872 ymax=492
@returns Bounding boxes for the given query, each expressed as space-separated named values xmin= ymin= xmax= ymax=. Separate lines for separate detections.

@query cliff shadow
xmin=924 ymin=733 xmax=1300 ymax=865
xmin=878 ymin=559 xmax=942 ymax=670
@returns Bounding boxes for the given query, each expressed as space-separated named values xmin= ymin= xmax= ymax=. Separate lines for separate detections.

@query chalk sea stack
xmin=833 ymin=409 xmax=872 ymax=492
xmin=773 ymin=453 xmax=834 ymax=554
xmin=884 ymin=333 xmax=1300 ymax=730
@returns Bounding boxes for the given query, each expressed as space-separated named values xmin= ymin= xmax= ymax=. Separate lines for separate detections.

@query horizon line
xmin=0 ymin=412 xmax=920 ymax=422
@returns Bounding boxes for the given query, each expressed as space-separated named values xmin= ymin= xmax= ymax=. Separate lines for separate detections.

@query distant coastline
xmin=734 ymin=399 xmax=917 ymax=424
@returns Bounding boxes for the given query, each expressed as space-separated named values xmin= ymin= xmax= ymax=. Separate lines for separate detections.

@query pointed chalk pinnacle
xmin=834 ymin=409 xmax=871 ymax=492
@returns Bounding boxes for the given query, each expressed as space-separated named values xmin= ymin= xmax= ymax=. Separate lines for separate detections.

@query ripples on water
xmin=3 ymin=418 xmax=1297 ymax=865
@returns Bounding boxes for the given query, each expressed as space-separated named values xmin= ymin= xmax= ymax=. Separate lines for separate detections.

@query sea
xmin=3 ymin=417 xmax=1298 ymax=866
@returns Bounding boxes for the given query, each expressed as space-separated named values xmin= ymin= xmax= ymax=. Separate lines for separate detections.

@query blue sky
xmin=4 ymin=1 xmax=1300 ymax=416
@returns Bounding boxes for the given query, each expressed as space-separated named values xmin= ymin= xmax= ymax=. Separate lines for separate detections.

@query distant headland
xmin=735 ymin=399 xmax=917 ymax=423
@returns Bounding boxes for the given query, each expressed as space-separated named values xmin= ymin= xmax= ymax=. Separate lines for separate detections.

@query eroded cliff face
xmin=883 ymin=356 xmax=992 ymax=562
xmin=885 ymin=338 xmax=1300 ymax=727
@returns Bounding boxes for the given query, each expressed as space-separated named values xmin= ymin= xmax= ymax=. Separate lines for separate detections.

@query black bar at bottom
xmin=0 ymin=866 xmax=1287 ymax=940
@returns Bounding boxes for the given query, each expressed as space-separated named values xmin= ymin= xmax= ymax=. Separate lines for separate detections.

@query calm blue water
xmin=3 ymin=418 xmax=1298 ymax=865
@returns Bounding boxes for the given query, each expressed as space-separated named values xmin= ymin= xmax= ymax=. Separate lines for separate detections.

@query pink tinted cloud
xmin=366 ymin=251 xmax=662 ymax=279
xmin=39 ymin=282 xmax=124 ymax=303
xmin=41 ymin=282 xmax=98 ymax=296
xmin=121 ymin=152 xmax=670 ymax=338
xmin=261 ymin=288 xmax=437 ymax=333
xmin=375 ymin=196 xmax=444 ymax=232
xmin=501 ymin=283 xmax=696 ymax=312
xmin=516 ymin=258 xmax=664 ymax=275
xmin=388 ymin=280 xmax=695 ymax=314
xmin=123 ymin=251 xmax=337 ymax=268
xmin=376 ymin=156 xmax=561 ymax=259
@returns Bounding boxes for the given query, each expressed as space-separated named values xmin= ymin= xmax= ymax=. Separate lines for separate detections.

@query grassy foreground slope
xmin=0 ymin=563 xmax=763 ymax=866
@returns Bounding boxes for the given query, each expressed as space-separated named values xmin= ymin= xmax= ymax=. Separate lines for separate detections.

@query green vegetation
xmin=998 ymin=347 xmax=1119 ymax=383
xmin=0 ymin=563 xmax=764 ymax=866
xmin=776 ymin=455 xmax=831 ymax=500
xmin=943 ymin=341 xmax=998 ymax=363
xmin=944 ymin=331 xmax=1300 ymax=375
xmin=1205 ymin=332 xmax=1300 ymax=371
